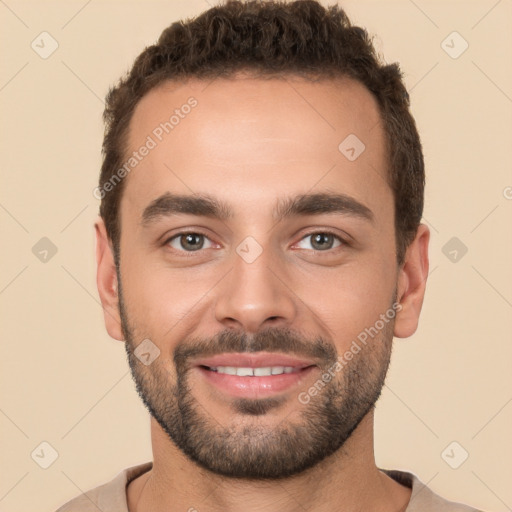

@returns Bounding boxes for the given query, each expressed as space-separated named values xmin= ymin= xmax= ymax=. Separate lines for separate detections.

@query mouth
xmin=193 ymin=353 xmax=319 ymax=399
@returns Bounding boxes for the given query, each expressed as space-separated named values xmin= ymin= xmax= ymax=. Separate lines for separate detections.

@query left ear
xmin=394 ymin=224 xmax=430 ymax=338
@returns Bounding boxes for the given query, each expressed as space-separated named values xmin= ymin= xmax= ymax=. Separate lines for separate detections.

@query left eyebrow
xmin=273 ymin=192 xmax=374 ymax=223
xmin=140 ymin=191 xmax=374 ymax=226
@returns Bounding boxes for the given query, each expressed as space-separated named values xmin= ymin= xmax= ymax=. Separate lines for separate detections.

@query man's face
xmin=113 ymin=75 xmax=401 ymax=478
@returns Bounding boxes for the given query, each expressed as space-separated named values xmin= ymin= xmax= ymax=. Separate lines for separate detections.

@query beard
xmin=118 ymin=278 xmax=395 ymax=480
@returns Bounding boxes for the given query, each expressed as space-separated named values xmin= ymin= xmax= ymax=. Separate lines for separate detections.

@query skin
xmin=95 ymin=74 xmax=429 ymax=512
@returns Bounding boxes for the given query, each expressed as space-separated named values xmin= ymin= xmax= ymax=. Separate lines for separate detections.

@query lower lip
xmin=196 ymin=366 xmax=317 ymax=399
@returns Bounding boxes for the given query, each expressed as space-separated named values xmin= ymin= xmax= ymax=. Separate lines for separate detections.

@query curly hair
xmin=99 ymin=0 xmax=424 ymax=266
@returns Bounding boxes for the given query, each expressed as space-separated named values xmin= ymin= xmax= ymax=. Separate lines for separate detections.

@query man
xmin=56 ymin=1 xmax=483 ymax=511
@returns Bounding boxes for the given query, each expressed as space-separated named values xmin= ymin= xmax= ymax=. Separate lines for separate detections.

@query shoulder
xmin=381 ymin=469 xmax=486 ymax=512
xmin=55 ymin=461 xmax=153 ymax=512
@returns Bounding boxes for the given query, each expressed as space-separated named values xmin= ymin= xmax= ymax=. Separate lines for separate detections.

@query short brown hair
xmin=99 ymin=0 xmax=424 ymax=265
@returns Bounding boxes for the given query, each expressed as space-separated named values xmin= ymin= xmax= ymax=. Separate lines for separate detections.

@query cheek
xmin=298 ymin=256 xmax=397 ymax=346
xmin=120 ymin=257 xmax=215 ymax=335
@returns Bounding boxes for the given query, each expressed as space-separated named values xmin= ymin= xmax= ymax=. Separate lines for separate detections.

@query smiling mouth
xmin=195 ymin=360 xmax=318 ymax=399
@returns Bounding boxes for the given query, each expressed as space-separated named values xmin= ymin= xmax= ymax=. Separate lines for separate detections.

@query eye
xmin=295 ymin=231 xmax=344 ymax=251
xmin=166 ymin=232 xmax=214 ymax=252
xmin=163 ymin=230 xmax=346 ymax=255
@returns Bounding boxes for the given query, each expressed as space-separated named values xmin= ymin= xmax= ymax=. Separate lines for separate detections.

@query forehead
xmin=121 ymin=75 xmax=390 ymax=224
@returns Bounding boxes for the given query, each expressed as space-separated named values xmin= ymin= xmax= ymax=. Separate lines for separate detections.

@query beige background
xmin=1 ymin=1 xmax=511 ymax=511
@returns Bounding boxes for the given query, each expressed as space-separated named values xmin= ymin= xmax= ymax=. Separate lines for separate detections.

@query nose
xmin=214 ymin=243 xmax=297 ymax=334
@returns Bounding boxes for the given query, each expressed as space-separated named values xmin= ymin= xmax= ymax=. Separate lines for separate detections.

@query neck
xmin=128 ymin=411 xmax=412 ymax=512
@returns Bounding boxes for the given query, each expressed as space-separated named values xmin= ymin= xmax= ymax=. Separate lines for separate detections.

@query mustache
xmin=173 ymin=326 xmax=338 ymax=370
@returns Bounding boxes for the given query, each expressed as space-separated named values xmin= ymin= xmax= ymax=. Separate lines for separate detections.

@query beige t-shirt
xmin=55 ymin=462 xmax=483 ymax=512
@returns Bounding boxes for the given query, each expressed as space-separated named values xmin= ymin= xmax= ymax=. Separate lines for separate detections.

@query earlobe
xmin=95 ymin=217 xmax=124 ymax=341
xmin=394 ymin=224 xmax=430 ymax=339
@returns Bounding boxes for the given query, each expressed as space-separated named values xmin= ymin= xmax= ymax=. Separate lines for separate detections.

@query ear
xmin=95 ymin=217 xmax=124 ymax=341
xmin=394 ymin=224 xmax=430 ymax=338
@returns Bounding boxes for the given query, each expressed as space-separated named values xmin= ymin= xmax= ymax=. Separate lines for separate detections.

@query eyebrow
xmin=141 ymin=191 xmax=374 ymax=226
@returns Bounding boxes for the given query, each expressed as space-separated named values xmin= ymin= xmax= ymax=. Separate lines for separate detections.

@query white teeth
xmin=210 ymin=366 xmax=296 ymax=376
xmin=219 ymin=366 xmax=237 ymax=375
xmin=236 ymin=367 xmax=254 ymax=377
xmin=254 ymin=367 xmax=272 ymax=376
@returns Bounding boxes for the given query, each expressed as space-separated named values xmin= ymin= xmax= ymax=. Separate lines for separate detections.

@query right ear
xmin=95 ymin=217 xmax=124 ymax=341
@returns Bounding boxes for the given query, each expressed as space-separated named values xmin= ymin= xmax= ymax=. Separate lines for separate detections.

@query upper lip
xmin=194 ymin=352 xmax=318 ymax=369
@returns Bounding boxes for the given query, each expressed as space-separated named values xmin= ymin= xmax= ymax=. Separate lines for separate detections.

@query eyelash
xmin=163 ymin=230 xmax=348 ymax=256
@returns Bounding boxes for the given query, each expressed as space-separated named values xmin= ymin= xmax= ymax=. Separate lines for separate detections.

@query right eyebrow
xmin=141 ymin=192 xmax=233 ymax=226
